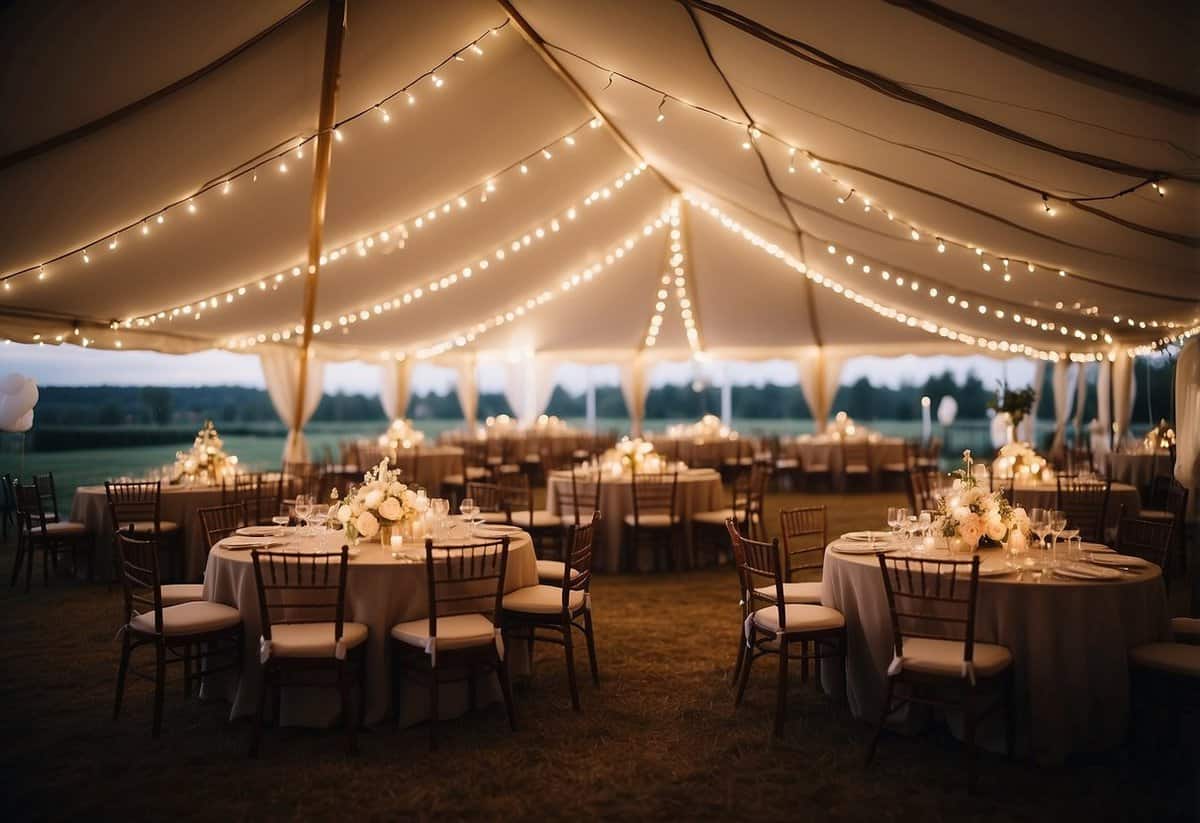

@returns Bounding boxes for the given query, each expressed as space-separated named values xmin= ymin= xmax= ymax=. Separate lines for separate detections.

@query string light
xmin=126 ymin=118 xmax=604 ymax=328
xmin=656 ymin=95 xmax=667 ymax=123
xmin=1041 ymin=194 xmax=1055 ymax=216
xmin=0 ymin=20 xmax=514 ymax=290
xmin=224 ymin=163 xmax=649 ymax=349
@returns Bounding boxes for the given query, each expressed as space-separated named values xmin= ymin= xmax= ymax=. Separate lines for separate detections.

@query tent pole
xmin=495 ymin=0 xmax=679 ymax=194
xmin=292 ymin=0 xmax=347 ymax=457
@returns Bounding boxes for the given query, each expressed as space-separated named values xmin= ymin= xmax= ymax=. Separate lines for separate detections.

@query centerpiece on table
xmin=172 ymin=420 xmax=238 ymax=485
xmin=377 ymin=418 xmax=426 ymax=451
xmin=1144 ymin=418 xmax=1175 ymax=451
xmin=666 ymin=413 xmax=734 ymax=442
xmin=935 ymin=450 xmax=1031 ymax=553
xmin=533 ymin=413 xmax=568 ymax=433
xmin=825 ymin=410 xmax=861 ymax=439
xmin=992 ymin=441 xmax=1048 ymax=483
xmin=600 ymin=437 xmax=669 ymax=477
xmin=333 ymin=458 xmax=426 ymax=545
xmin=481 ymin=413 xmax=518 ymax=437
xmin=987 ymin=381 xmax=1037 ymax=445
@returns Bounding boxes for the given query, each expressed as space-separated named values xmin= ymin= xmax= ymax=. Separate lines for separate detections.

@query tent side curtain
xmin=794 ymin=347 xmax=846 ymax=433
xmin=501 ymin=357 xmax=560 ymax=426
xmin=455 ymin=356 xmax=478 ymax=428
xmin=1175 ymin=338 xmax=1199 ymax=494
xmin=618 ymin=355 xmax=648 ymax=436
xmin=1112 ymin=354 xmax=1137 ymax=445
xmin=379 ymin=358 xmax=413 ymax=421
xmin=259 ymin=347 xmax=324 ymax=463
xmin=1050 ymin=359 xmax=1075 ymax=455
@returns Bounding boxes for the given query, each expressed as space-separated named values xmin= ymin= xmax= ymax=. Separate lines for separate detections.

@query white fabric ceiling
xmin=0 ymin=0 xmax=1196 ymax=364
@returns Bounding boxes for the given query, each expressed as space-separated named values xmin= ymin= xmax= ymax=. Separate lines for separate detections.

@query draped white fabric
xmin=795 ymin=348 xmax=845 ymax=433
xmin=1095 ymin=359 xmax=1113 ymax=455
xmin=1112 ymin=354 xmax=1137 ymax=446
xmin=533 ymin=358 xmax=559 ymax=423
xmin=1072 ymin=362 xmax=1089 ymax=445
xmin=1175 ymin=338 xmax=1199 ymax=492
xmin=1050 ymin=359 xmax=1075 ymax=454
xmin=454 ymin=356 xmax=478 ymax=428
xmin=259 ymin=348 xmax=324 ymax=463
xmin=500 ymin=358 xmax=556 ymax=427
xmin=720 ymin=364 xmax=733 ymax=424
xmin=378 ymin=358 xmax=413 ymax=422
xmin=618 ymin=356 xmax=648 ymax=436
xmin=1018 ymin=360 xmax=1046 ymax=444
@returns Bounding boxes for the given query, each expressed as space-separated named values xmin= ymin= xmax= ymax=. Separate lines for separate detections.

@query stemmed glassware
xmin=887 ymin=507 xmax=907 ymax=545
xmin=460 ymin=497 xmax=479 ymax=537
xmin=1049 ymin=510 xmax=1067 ymax=566
xmin=431 ymin=498 xmax=450 ymax=539
xmin=1030 ymin=508 xmax=1051 ymax=564
xmin=294 ymin=494 xmax=313 ymax=538
xmin=917 ymin=510 xmax=934 ymax=551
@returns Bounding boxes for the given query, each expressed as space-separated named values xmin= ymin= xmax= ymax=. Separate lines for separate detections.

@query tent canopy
xmin=1 ymin=0 xmax=1197 ymax=366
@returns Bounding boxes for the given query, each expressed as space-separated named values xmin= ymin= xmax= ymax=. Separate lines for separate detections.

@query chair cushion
xmin=803 ymin=464 xmax=830 ymax=473
xmin=536 ymin=559 xmax=581 ymax=583
xmin=503 ymin=584 xmax=585 ymax=615
xmin=442 ymin=474 xmax=465 ymax=487
xmin=775 ymin=458 xmax=799 ymax=469
xmin=1137 ymin=509 xmax=1174 ymax=521
xmin=881 ymin=463 xmax=907 ymax=472
xmin=119 ymin=520 xmax=179 ymax=534
xmin=1169 ymin=617 xmax=1200 ymax=644
xmin=844 ymin=465 xmax=870 ymax=474
xmin=160 ymin=583 xmax=205 ymax=606
xmin=43 ymin=520 xmax=89 ymax=537
xmin=391 ymin=613 xmax=496 ymax=651
xmin=268 ymin=621 xmax=368 ymax=658
xmin=754 ymin=581 xmax=823 ymax=604
xmin=1129 ymin=642 xmax=1200 ymax=677
xmin=478 ymin=510 xmax=561 ymax=528
xmin=894 ymin=637 xmax=1012 ymax=679
xmin=130 ymin=601 xmax=241 ymax=636
xmin=752 ymin=604 xmax=845 ymax=634
xmin=622 ymin=512 xmax=676 ymax=528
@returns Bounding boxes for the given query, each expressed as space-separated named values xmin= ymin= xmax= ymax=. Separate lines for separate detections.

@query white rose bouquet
xmin=602 ymin=437 xmax=667 ymax=475
xmin=993 ymin=441 xmax=1046 ymax=481
xmin=935 ymin=450 xmax=1029 ymax=550
xmin=334 ymin=458 xmax=424 ymax=543
xmin=378 ymin=418 xmax=426 ymax=451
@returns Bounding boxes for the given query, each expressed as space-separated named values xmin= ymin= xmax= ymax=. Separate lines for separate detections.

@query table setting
xmin=819 ymin=450 xmax=1168 ymax=763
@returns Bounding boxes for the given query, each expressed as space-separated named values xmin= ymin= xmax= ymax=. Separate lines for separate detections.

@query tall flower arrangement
xmin=602 ymin=437 xmax=666 ymax=475
xmin=335 ymin=459 xmax=425 ymax=542
xmin=173 ymin=420 xmax=237 ymax=484
xmin=378 ymin=418 xmax=426 ymax=450
xmin=936 ymin=450 xmax=1030 ymax=550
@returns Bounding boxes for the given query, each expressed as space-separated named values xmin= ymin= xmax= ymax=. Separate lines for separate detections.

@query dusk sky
xmin=3 ymin=343 xmax=1035 ymax=397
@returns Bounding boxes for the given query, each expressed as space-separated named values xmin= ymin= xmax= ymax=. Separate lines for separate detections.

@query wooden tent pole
xmin=292 ymin=0 xmax=347 ymax=453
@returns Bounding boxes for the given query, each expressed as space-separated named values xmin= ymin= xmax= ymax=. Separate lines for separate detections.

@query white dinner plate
xmin=1087 ymin=553 xmax=1148 ymax=568
xmin=841 ymin=531 xmax=892 ymax=542
xmin=221 ymin=536 xmax=282 ymax=550
xmin=236 ymin=526 xmax=280 ymax=537
xmin=1052 ymin=562 xmax=1122 ymax=581
xmin=475 ymin=524 xmax=523 ymax=535
xmin=831 ymin=542 xmax=893 ymax=555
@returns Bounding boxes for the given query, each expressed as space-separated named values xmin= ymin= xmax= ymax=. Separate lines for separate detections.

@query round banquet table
xmin=349 ymin=444 xmax=464 ymax=492
xmin=1097 ymin=452 xmax=1168 ymax=493
xmin=1011 ymin=480 xmax=1140 ymax=534
xmin=820 ymin=539 xmax=1167 ymax=764
xmin=783 ymin=436 xmax=906 ymax=491
xmin=647 ymin=436 xmax=746 ymax=466
xmin=71 ymin=483 xmax=226 ymax=581
xmin=544 ymin=468 xmax=724 ymax=572
xmin=201 ymin=524 xmax=538 ymax=728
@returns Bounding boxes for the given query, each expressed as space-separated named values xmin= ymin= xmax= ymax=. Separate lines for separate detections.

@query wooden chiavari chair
xmin=198 ymin=502 xmax=246 ymax=553
xmin=1128 ymin=635 xmax=1200 ymax=756
xmin=503 ymin=514 xmax=600 ymax=711
xmin=105 ymin=480 xmax=182 ymax=581
xmin=840 ymin=439 xmax=872 ymax=491
xmin=539 ymin=468 xmax=601 ymax=582
xmin=867 ymin=554 xmax=1014 ymax=793
xmin=282 ymin=461 xmax=320 ymax=500
xmin=486 ymin=474 xmax=563 ymax=554
xmin=30 ymin=472 xmax=62 ymax=523
xmin=114 ymin=530 xmax=242 ymax=738
xmin=733 ymin=522 xmax=846 ymax=738
xmin=690 ymin=441 xmax=724 ymax=470
xmin=0 ymin=472 xmax=16 ymax=541
xmin=466 ymin=481 xmax=505 ymax=521
xmin=1115 ymin=505 xmax=1175 ymax=585
xmin=777 ymin=506 xmax=827 ymax=604
xmin=880 ymin=442 xmax=912 ymax=490
xmin=915 ymin=437 xmax=941 ymax=470
xmin=441 ymin=442 xmax=492 ymax=507
xmin=354 ymin=442 xmax=386 ymax=471
xmin=799 ymin=442 xmax=834 ymax=491
xmin=1055 ymin=475 xmax=1111 ymax=543
xmin=224 ymin=472 xmax=283 ymax=526
xmin=1137 ymin=480 xmax=1189 ymax=576
xmin=624 ymin=469 xmax=680 ymax=572
xmin=390 ymin=537 xmax=514 ymax=750
xmin=250 ymin=546 xmax=368 ymax=756
xmin=692 ymin=463 xmax=770 ymax=566
xmin=11 ymin=479 xmax=93 ymax=590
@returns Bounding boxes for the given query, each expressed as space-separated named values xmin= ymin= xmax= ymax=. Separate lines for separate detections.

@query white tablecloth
xmin=545 ymin=469 xmax=724 ymax=571
xmin=1098 ymin=452 xmax=1169 ymax=492
xmin=71 ymin=484 xmax=225 ymax=580
xmin=350 ymin=444 xmax=464 ymax=492
xmin=783 ymin=436 xmax=906 ymax=490
xmin=201 ymin=526 xmax=538 ymax=727
xmin=820 ymin=540 xmax=1167 ymax=763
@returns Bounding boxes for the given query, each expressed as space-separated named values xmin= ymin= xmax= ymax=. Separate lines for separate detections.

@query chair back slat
xmin=560 ymin=512 xmax=599 ymax=599
xmin=198 ymin=503 xmax=246 ymax=551
xmin=1115 ymin=506 xmax=1174 ymax=572
xmin=841 ymin=439 xmax=871 ymax=467
xmin=116 ymin=530 xmax=164 ymax=632
xmin=466 ymin=481 xmax=505 ymax=516
xmin=497 ymin=474 xmax=534 ymax=522
xmin=1055 ymin=476 xmax=1110 ymax=542
xmin=251 ymin=548 xmax=350 ymax=639
xmin=630 ymin=468 xmax=679 ymax=525
xmin=876 ymin=554 xmax=981 ymax=662
xmin=32 ymin=473 xmax=60 ymax=520
xmin=424 ymin=537 xmax=509 ymax=638
xmin=779 ymin=506 xmax=826 ymax=578
xmin=224 ymin=472 xmax=283 ymax=526
xmin=105 ymin=480 xmax=162 ymax=531
xmin=732 ymin=524 xmax=785 ymax=626
xmin=560 ymin=469 xmax=602 ymax=527
xmin=13 ymin=481 xmax=51 ymax=537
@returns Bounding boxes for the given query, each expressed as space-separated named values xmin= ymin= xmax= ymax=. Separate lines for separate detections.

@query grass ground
xmin=1 ymin=490 xmax=1195 ymax=821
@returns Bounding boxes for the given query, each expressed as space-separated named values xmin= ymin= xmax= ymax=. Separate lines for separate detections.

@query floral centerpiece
xmin=481 ymin=413 xmax=518 ymax=437
xmin=666 ymin=413 xmax=734 ymax=442
xmin=334 ymin=458 xmax=426 ymax=543
xmin=377 ymin=418 xmax=426 ymax=451
xmin=992 ymin=441 xmax=1047 ymax=482
xmin=825 ymin=410 xmax=861 ymax=438
xmin=987 ymin=381 xmax=1037 ymax=443
xmin=172 ymin=420 xmax=238 ymax=485
xmin=601 ymin=437 xmax=667 ymax=476
xmin=533 ymin=413 xmax=568 ymax=432
xmin=936 ymin=450 xmax=1030 ymax=551
xmin=1144 ymin=418 xmax=1175 ymax=451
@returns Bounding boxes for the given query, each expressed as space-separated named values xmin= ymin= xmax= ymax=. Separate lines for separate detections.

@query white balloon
xmin=3 ymin=409 xmax=33 ymax=433
xmin=936 ymin=396 xmax=958 ymax=426
xmin=0 ymin=373 xmax=25 ymax=394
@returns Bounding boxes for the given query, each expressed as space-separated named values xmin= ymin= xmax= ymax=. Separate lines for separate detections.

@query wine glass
xmin=1049 ymin=510 xmax=1067 ymax=566
xmin=905 ymin=515 xmax=919 ymax=550
xmin=460 ymin=497 xmax=479 ymax=536
xmin=887 ymin=507 xmax=906 ymax=544
xmin=917 ymin=510 xmax=934 ymax=551
xmin=431 ymin=498 xmax=450 ymax=539
xmin=294 ymin=494 xmax=313 ymax=537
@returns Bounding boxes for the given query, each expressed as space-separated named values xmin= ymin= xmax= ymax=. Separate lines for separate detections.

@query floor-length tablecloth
xmin=202 ymin=526 xmax=538 ymax=727
xmin=1097 ymin=452 xmax=1169 ymax=493
xmin=545 ymin=469 xmax=724 ymax=571
xmin=820 ymin=541 xmax=1167 ymax=763
xmin=71 ymin=484 xmax=225 ymax=580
